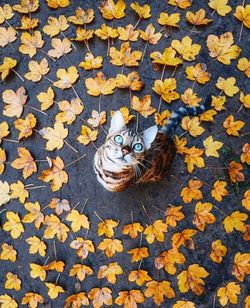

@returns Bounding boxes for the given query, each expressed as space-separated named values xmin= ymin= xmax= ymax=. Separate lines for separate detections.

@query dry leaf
xmin=232 ymin=252 xmax=250 ymax=282
xmin=153 ymin=78 xmax=180 ymax=103
xmin=223 ymin=211 xmax=247 ymax=233
xmin=99 ymin=0 xmax=126 ymax=20
xmin=78 ymin=125 xmax=98 ymax=146
xmin=131 ymin=95 xmax=156 ymax=117
xmin=171 ymin=36 xmax=201 ymax=61
xmin=115 ymin=290 xmax=145 ymax=308
xmin=14 ymin=113 xmax=36 ymax=140
xmin=11 ymin=147 xmax=37 ymax=179
xmin=186 ymin=9 xmax=212 ymax=25
xmin=37 ymin=87 xmax=55 ymax=111
xmin=210 ymin=239 xmax=227 ymax=263
xmin=2 ymin=86 xmax=27 ymax=118
xmin=217 ymin=282 xmax=241 ymax=306
xmin=3 ymin=211 xmax=24 ymax=239
xmin=39 ymin=122 xmax=68 ymax=151
xmin=0 ymin=243 xmax=17 ymax=262
xmin=97 ymin=262 xmax=123 ymax=284
xmin=85 ymin=71 xmax=116 ymax=96
xmin=98 ymin=238 xmax=123 ymax=258
xmin=193 ymin=202 xmax=216 ymax=231
xmin=211 ymin=180 xmax=228 ymax=202
xmin=144 ymin=280 xmax=175 ymax=305
xmin=109 ymin=42 xmax=142 ymax=66
xmin=228 ymin=161 xmax=245 ymax=182
xmin=208 ymin=0 xmax=232 ymax=16
xmin=19 ymin=31 xmax=44 ymax=58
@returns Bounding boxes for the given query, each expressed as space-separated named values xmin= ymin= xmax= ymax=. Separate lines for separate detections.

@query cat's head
xmin=105 ymin=111 xmax=158 ymax=165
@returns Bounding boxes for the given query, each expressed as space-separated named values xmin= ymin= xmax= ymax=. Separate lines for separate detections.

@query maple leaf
xmin=217 ymin=282 xmax=241 ymax=306
xmin=122 ymin=222 xmax=144 ymax=238
xmin=128 ymin=270 xmax=151 ymax=286
xmin=77 ymin=125 xmax=98 ymax=146
xmin=17 ymin=16 xmax=39 ymax=30
xmin=171 ymin=36 xmax=201 ymax=61
xmin=240 ymin=92 xmax=250 ymax=109
xmin=144 ymin=220 xmax=168 ymax=244
xmin=144 ymin=280 xmax=175 ymax=305
xmin=128 ymin=247 xmax=149 ymax=262
xmin=0 ymin=27 xmax=16 ymax=48
xmin=56 ymin=98 xmax=83 ymax=125
xmin=181 ymin=88 xmax=202 ymax=107
xmin=181 ymin=116 xmax=204 ymax=137
xmin=172 ymin=301 xmax=196 ymax=308
xmin=130 ymin=2 xmax=151 ymax=18
xmin=153 ymin=78 xmax=180 ymax=103
xmin=2 ymin=86 xmax=28 ymax=118
xmin=234 ymin=5 xmax=250 ymax=29
xmin=210 ymin=239 xmax=227 ymax=263
xmin=211 ymin=95 xmax=226 ymax=111
xmin=37 ymin=87 xmax=55 ymax=111
xmin=223 ymin=115 xmax=244 ymax=136
xmin=111 ymin=42 xmax=142 ymax=67
xmin=53 ymin=66 xmax=79 ymax=89
xmin=115 ymin=290 xmax=145 ymax=308
xmin=223 ymin=211 xmax=247 ymax=233
xmin=43 ymin=214 xmax=70 ymax=242
xmin=46 ymin=0 xmax=70 ymax=9
xmin=70 ymin=237 xmax=95 ymax=259
xmin=39 ymin=156 xmax=68 ymax=191
xmin=70 ymin=264 xmax=93 ymax=281
xmin=193 ymin=202 xmax=216 ymax=231
xmin=154 ymin=109 xmax=171 ymax=126
xmin=211 ymin=180 xmax=228 ymax=202
xmin=14 ymin=113 xmax=37 ymax=140
xmin=186 ymin=9 xmax=213 ymax=26
xmin=0 ymin=148 xmax=6 ymax=175
xmin=79 ymin=52 xmax=103 ymax=70
xmin=0 ymin=180 xmax=10 ymax=206
xmin=97 ymin=219 xmax=118 ymax=238
xmin=0 ymin=243 xmax=17 ymax=262
xmin=184 ymin=146 xmax=205 ymax=173
xmin=165 ymin=206 xmax=184 ymax=227
xmin=19 ymin=31 xmax=44 ymax=57
xmin=68 ymin=7 xmax=94 ymax=25
xmin=21 ymin=292 xmax=44 ymax=308
xmin=139 ymin=23 xmax=162 ymax=45
xmin=155 ymin=247 xmax=185 ymax=275
xmin=158 ymin=12 xmax=180 ymax=27
xmin=24 ymin=58 xmax=49 ymax=82
xmin=88 ymin=288 xmax=113 ymax=308
xmin=208 ymin=0 xmax=232 ymax=16
xmin=117 ymin=24 xmax=139 ymax=41
xmin=177 ymin=264 xmax=209 ymax=295
xmin=85 ymin=71 xmax=116 ymax=96
xmin=203 ymin=136 xmax=223 ymax=157
xmin=23 ymin=201 xmax=44 ymax=229
xmin=0 ymin=122 xmax=9 ymax=144
xmin=65 ymin=292 xmax=89 ymax=308
xmin=0 ymin=57 xmax=17 ymax=80
xmin=232 ymin=252 xmax=250 ymax=282
xmin=0 ymin=4 xmax=14 ymax=24
xmin=172 ymin=229 xmax=197 ymax=249
xmin=11 ymin=147 xmax=37 ymax=179
xmin=39 ymin=122 xmax=68 ymax=151
xmin=97 ymin=262 xmax=123 ymax=284
xmin=237 ymin=57 xmax=250 ymax=78
xmin=72 ymin=27 xmax=94 ymax=43
xmin=131 ymin=95 xmax=156 ymax=117
xmin=98 ymin=238 xmax=123 ymax=258
xmin=95 ymin=24 xmax=119 ymax=40
xmin=186 ymin=63 xmax=211 ymax=84
xmin=3 ymin=211 xmax=24 ymax=239
xmin=48 ymin=198 xmax=70 ymax=215
xmin=13 ymin=0 xmax=39 ymax=13
xmin=48 ymin=38 xmax=72 ymax=59
xmin=168 ymin=0 xmax=192 ymax=9
xmin=111 ymin=107 xmax=135 ymax=124
xmin=150 ymin=47 xmax=183 ymax=67
xmin=116 ymin=71 xmax=144 ymax=91
xmin=45 ymin=283 xmax=65 ymax=299
xmin=26 ymin=236 xmax=46 ymax=257
xmin=181 ymin=179 xmax=203 ymax=203
xmin=242 ymin=190 xmax=250 ymax=211
xmin=216 ymin=77 xmax=239 ymax=97
xmin=30 ymin=263 xmax=46 ymax=281
xmin=10 ymin=180 xmax=29 ymax=204
xmin=66 ymin=209 xmax=90 ymax=232
xmin=228 ymin=161 xmax=245 ymax=182
xmin=99 ymin=0 xmax=126 ymax=20
xmin=87 ymin=110 xmax=106 ymax=128
xmin=43 ymin=15 xmax=69 ymax=37
xmin=207 ymin=32 xmax=241 ymax=65
xmin=200 ymin=109 xmax=217 ymax=122
xmin=0 ymin=294 xmax=18 ymax=308
xmin=5 ymin=272 xmax=21 ymax=291
xmin=241 ymin=143 xmax=250 ymax=165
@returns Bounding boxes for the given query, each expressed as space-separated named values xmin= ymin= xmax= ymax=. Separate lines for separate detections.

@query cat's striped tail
xmin=160 ymin=95 xmax=212 ymax=137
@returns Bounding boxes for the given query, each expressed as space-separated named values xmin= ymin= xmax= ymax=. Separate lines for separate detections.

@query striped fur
xmin=94 ymin=96 xmax=211 ymax=192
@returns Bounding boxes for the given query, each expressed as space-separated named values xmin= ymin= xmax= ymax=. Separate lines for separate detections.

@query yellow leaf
xmin=181 ymin=88 xmax=202 ymax=107
xmin=203 ymin=136 xmax=223 ymax=157
xmin=144 ymin=220 xmax=168 ymax=244
xmin=130 ymin=2 xmax=151 ymax=18
xmin=139 ymin=23 xmax=162 ymax=44
xmin=24 ymin=58 xmax=49 ymax=82
xmin=11 ymin=147 xmax=37 ymax=179
xmin=5 ymin=272 xmax=21 ymax=291
xmin=223 ymin=211 xmax=247 ymax=233
xmin=79 ymin=52 xmax=103 ymax=70
xmin=232 ymin=252 xmax=250 ymax=282
xmin=0 ymin=57 xmax=17 ymax=80
xmin=3 ymin=211 xmax=24 ymax=239
xmin=150 ymin=47 xmax=183 ymax=66
xmin=10 ymin=180 xmax=29 ymax=204
xmin=26 ymin=236 xmax=46 ymax=257
xmin=171 ymin=36 xmax=201 ymax=61
xmin=193 ymin=202 xmax=216 ymax=231
xmin=172 ymin=300 xmax=196 ymax=308
xmin=99 ymin=0 xmax=126 ymax=20
xmin=23 ymin=202 xmax=44 ymax=229
xmin=78 ymin=125 xmax=98 ymax=146
xmin=128 ymin=269 xmax=151 ymax=286
xmin=186 ymin=9 xmax=213 ymax=26
xmin=0 ymin=4 xmax=14 ymax=24
xmin=210 ymin=239 xmax=227 ymax=263
xmin=127 ymin=247 xmax=149 ymax=262
xmin=234 ymin=5 xmax=250 ymax=29
xmin=68 ymin=8 xmax=94 ymax=25
xmin=43 ymin=214 xmax=70 ymax=242
xmin=122 ymin=222 xmax=144 ymax=239
xmin=87 ymin=110 xmax=106 ymax=128
xmin=0 ymin=148 xmax=6 ymax=175
xmin=223 ymin=115 xmax=244 ymax=136
xmin=98 ymin=238 xmax=123 ymax=258
xmin=0 ymin=294 xmax=18 ymax=308
xmin=14 ymin=113 xmax=37 ymax=140
xmin=117 ymin=24 xmax=139 ymax=41
xmin=144 ymin=280 xmax=175 ymax=305
xmin=211 ymin=180 xmax=228 ymax=202
xmin=184 ymin=146 xmax=205 ymax=173
xmin=48 ymin=198 xmax=70 ymax=215
xmin=13 ymin=0 xmax=39 ymax=13
xmin=39 ymin=122 xmax=68 ymax=151
xmin=30 ymin=263 xmax=46 ymax=281
xmin=154 ymin=109 xmax=171 ymax=126
xmin=116 ymin=71 xmax=143 ymax=91
xmin=181 ymin=116 xmax=204 ymax=137
xmin=207 ymin=32 xmax=241 ymax=65
xmin=199 ymin=109 xmax=217 ymax=122
xmin=115 ymin=290 xmax=144 ymax=308
xmin=45 ymin=283 xmax=65 ymax=299
xmin=19 ymin=31 xmax=44 ymax=58
xmin=0 ymin=27 xmax=16 ymax=47
xmin=97 ymin=262 xmax=123 ymax=284
xmin=242 ymin=190 xmax=250 ymax=210
xmin=85 ymin=71 xmax=116 ymax=96
xmin=48 ymin=38 xmax=72 ymax=59
xmin=172 ymin=229 xmax=197 ymax=248
xmin=0 ymin=180 xmax=10 ymax=206
xmin=216 ymin=77 xmax=239 ymax=97
xmin=109 ymin=42 xmax=142 ymax=66
xmin=241 ymin=143 xmax=250 ymax=165
xmin=240 ymin=92 xmax=250 ymax=108
xmin=37 ymin=87 xmax=55 ymax=111
xmin=168 ymin=0 xmax=192 ymax=9
xmin=70 ymin=237 xmax=95 ymax=259
xmin=56 ymin=98 xmax=83 ymax=124
xmin=17 ymin=16 xmax=39 ymax=30
xmin=53 ymin=66 xmax=79 ymax=89
xmin=46 ymin=0 xmax=69 ymax=9
xmin=228 ymin=161 xmax=245 ymax=182
xmin=155 ymin=247 xmax=185 ymax=275
xmin=181 ymin=179 xmax=203 ymax=204
xmin=237 ymin=57 xmax=250 ymax=78
xmin=2 ymin=86 xmax=27 ymax=118
xmin=158 ymin=12 xmax=180 ymax=27
xmin=131 ymin=95 xmax=156 ymax=117
xmin=208 ymin=0 xmax=232 ymax=16
xmin=88 ymin=287 xmax=113 ymax=308
xmin=0 ymin=243 xmax=17 ymax=262
xmin=186 ymin=63 xmax=211 ymax=84
xmin=65 ymin=292 xmax=89 ymax=307
xmin=0 ymin=121 xmax=9 ymax=144
xmin=70 ymin=264 xmax=93 ymax=281
xmin=66 ymin=209 xmax=90 ymax=232
xmin=72 ymin=27 xmax=94 ymax=41
xmin=153 ymin=78 xmax=180 ymax=103
xmin=111 ymin=106 xmax=135 ymax=124
xmin=165 ymin=206 xmax=184 ymax=227
xmin=177 ymin=264 xmax=209 ymax=295
xmin=217 ymin=282 xmax=241 ymax=306
xmin=95 ymin=24 xmax=118 ymax=40
xmin=21 ymin=292 xmax=44 ymax=308
xmin=43 ymin=15 xmax=68 ymax=37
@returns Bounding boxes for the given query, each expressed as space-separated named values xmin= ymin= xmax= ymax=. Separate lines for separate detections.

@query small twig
xmin=2 ymin=138 xmax=19 ymax=143
xmin=91 ymin=141 xmax=98 ymax=150
xmin=64 ymin=53 xmax=74 ymax=66
xmin=40 ymin=48 xmax=56 ymax=62
xmin=158 ymin=96 xmax=163 ymax=113
xmin=141 ymin=204 xmax=152 ymax=224
xmin=98 ymin=94 xmax=102 ymax=113
xmin=240 ymin=131 xmax=250 ymax=137
xmin=141 ymin=41 xmax=148 ymax=62
xmin=107 ymin=37 xmax=110 ymax=56
xmin=239 ymin=22 xmax=244 ymax=41
xmin=43 ymin=256 xmax=50 ymax=266
xmin=25 ymin=185 xmax=46 ymax=190
xmin=71 ymin=85 xmax=83 ymax=105
xmin=64 ymin=153 xmax=86 ymax=169
xmin=11 ymin=69 xmax=24 ymax=81
xmin=44 ymin=75 xmax=55 ymax=83
xmin=5 ymin=20 xmax=19 ymax=34
xmin=80 ymin=198 xmax=88 ymax=214
xmin=55 ymin=273 xmax=60 ymax=285
xmin=64 ymin=139 xmax=79 ymax=153
xmin=160 ymin=64 xmax=166 ymax=81
xmin=94 ymin=211 xmax=104 ymax=222
xmin=53 ymin=240 xmax=57 ymax=260
xmin=133 ymin=17 xmax=142 ymax=30
xmin=213 ymin=204 xmax=226 ymax=216
xmin=25 ymin=105 xmax=48 ymax=116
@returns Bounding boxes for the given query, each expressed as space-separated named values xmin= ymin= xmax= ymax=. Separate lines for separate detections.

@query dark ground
xmin=0 ymin=0 xmax=249 ymax=307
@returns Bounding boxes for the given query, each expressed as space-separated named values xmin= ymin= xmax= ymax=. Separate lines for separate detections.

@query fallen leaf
xmin=158 ymin=12 xmax=180 ymax=27
xmin=43 ymin=15 xmax=69 ymax=37
xmin=0 ymin=27 xmax=16 ymax=47
xmin=223 ymin=211 xmax=247 ymax=233
xmin=184 ymin=146 xmax=205 ymax=173
xmin=208 ymin=0 xmax=232 ymax=16
xmin=39 ymin=122 xmax=68 ymax=151
xmin=228 ymin=161 xmax=245 ymax=182
xmin=0 ymin=56 xmax=17 ymax=80
xmin=11 ymin=147 xmax=37 ymax=179
xmin=21 ymin=292 xmax=44 ymax=308
xmin=19 ymin=31 xmax=44 ymax=58
xmin=165 ymin=206 xmax=184 ymax=227
xmin=23 ymin=202 xmax=44 ymax=229
xmin=234 ymin=5 xmax=250 ymax=29
xmin=171 ymin=36 xmax=201 ymax=61
xmin=122 ymin=222 xmax=144 ymax=238
xmin=203 ymin=136 xmax=223 ymax=157
xmin=116 ymin=290 xmax=145 ymax=308
xmin=13 ymin=0 xmax=39 ymax=13
xmin=98 ymin=238 xmax=123 ymax=258
xmin=85 ymin=71 xmax=116 ymax=96
xmin=70 ymin=264 xmax=93 ymax=281
xmin=211 ymin=180 xmax=228 ymax=202
xmin=79 ymin=52 xmax=103 ymax=70
xmin=2 ymin=86 xmax=28 ymax=118
xmin=24 ymin=58 xmax=49 ymax=82
xmin=181 ymin=116 xmax=204 ymax=137
xmin=131 ymin=95 xmax=156 ymax=117
xmin=66 ymin=209 xmax=90 ymax=232
xmin=68 ymin=8 xmax=94 ymax=25
xmin=0 ymin=243 xmax=17 ymax=262
xmin=186 ymin=9 xmax=212 ymax=26
xmin=153 ymin=78 xmax=180 ymax=103
xmin=216 ymin=77 xmax=239 ymax=97
xmin=193 ymin=202 xmax=216 ymax=231
xmin=127 ymin=247 xmax=149 ymax=262
xmin=186 ymin=63 xmax=211 ymax=84
xmin=109 ymin=42 xmax=142 ymax=66
xmin=217 ymin=282 xmax=241 ymax=306
xmin=117 ymin=24 xmax=139 ymax=41
xmin=26 ymin=236 xmax=46 ymax=257
xmin=45 ymin=283 xmax=65 ymax=299
xmin=155 ymin=247 xmax=185 ymax=275
xmin=130 ymin=2 xmax=151 ymax=18
xmin=100 ymin=0 xmax=126 ymax=20
xmin=97 ymin=262 xmax=123 ymax=284
xmin=37 ymin=87 xmax=55 ymax=111
xmin=232 ymin=252 xmax=250 ymax=282
xmin=3 ymin=211 xmax=24 ymax=239
xmin=14 ymin=113 xmax=37 ymax=140
xmin=144 ymin=220 xmax=168 ymax=244
xmin=144 ymin=280 xmax=175 ymax=305
xmin=10 ymin=180 xmax=29 ymax=204
xmin=210 ymin=239 xmax=227 ymax=263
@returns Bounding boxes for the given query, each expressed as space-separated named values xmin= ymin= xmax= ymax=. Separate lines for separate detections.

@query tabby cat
xmin=94 ymin=96 xmax=211 ymax=192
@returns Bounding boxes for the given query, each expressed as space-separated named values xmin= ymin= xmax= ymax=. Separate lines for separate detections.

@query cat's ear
xmin=141 ymin=125 xmax=158 ymax=149
xmin=108 ymin=111 xmax=126 ymax=135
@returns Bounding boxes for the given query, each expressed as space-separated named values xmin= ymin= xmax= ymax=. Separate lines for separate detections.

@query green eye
xmin=114 ymin=135 xmax=123 ymax=144
xmin=133 ymin=143 xmax=143 ymax=152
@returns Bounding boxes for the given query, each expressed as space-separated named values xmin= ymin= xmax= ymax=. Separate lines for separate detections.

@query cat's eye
xmin=133 ymin=143 xmax=143 ymax=152
xmin=114 ymin=135 xmax=123 ymax=144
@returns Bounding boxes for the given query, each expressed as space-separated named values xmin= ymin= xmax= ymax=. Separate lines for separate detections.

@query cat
xmin=94 ymin=95 xmax=211 ymax=192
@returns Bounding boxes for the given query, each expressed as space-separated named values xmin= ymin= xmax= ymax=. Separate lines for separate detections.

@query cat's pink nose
xmin=122 ymin=146 xmax=131 ymax=155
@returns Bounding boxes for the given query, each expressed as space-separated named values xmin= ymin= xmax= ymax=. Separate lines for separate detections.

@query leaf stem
xmin=133 ymin=17 xmax=142 ymax=30
xmin=25 ymin=105 xmax=48 ymax=116
xmin=2 ymin=138 xmax=19 ymax=143
xmin=161 ymin=64 xmax=166 ymax=80
xmin=71 ymin=85 xmax=83 ymax=105
xmin=64 ymin=153 xmax=86 ymax=169
xmin=40 ymin=48 xmax=56 ymax=62
xmin=64 ymin=139 xmax=79 ymax=153
xmin=11 ymin=69 xmax=24 ymax=81
xmin=94 ymin=211 xmax=104 ymax=221
xmin=25 ymin=185 xmax=46 ymax=190
xmin=141 ymin=41 xmax=148 ymax=62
